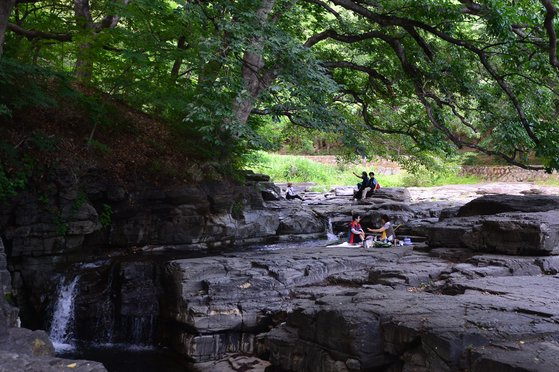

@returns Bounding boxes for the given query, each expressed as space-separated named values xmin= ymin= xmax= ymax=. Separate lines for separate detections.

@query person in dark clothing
xmin=353 ymin=171 xmax=369 ymax=200
xmin=365 ymin=172 xmax=380 ymax=198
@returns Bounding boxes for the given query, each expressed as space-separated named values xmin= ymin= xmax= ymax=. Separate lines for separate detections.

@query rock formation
xmin=3 ymin=173 xmax=559 ymax=371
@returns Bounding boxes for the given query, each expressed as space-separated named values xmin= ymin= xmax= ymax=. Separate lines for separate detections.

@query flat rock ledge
xmin=168 ymin=244 xmax=559 ymax=371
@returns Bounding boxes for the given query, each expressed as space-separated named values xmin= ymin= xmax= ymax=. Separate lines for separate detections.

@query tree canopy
xmin=1 ymin=0 xmax=559 ymax=171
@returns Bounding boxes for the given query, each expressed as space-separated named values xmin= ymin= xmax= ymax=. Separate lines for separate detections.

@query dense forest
xmin=1 ymin=0 xmax=559 ymax=185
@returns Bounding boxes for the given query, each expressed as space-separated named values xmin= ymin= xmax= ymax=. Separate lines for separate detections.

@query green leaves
xmin=2 ymin=0 xmax=559 ymax=171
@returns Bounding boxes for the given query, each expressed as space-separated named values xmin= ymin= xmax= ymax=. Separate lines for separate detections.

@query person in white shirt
xmin=285 ymin=182 xmax=304 ymax=201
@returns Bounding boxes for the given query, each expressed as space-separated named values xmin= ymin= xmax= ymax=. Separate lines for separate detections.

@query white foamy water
xmin=326 ymin=217 xmax=339 ymax=241
xmin=49 ymin=276 xmax=79 ymax=351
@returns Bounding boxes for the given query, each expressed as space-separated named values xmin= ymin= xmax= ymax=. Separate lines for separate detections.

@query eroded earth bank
xmin=1 ymin=171 xmax=559 ymax=371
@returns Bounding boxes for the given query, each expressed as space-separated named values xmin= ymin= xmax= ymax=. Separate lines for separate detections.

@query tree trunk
xmin=75 ymin=41 xmax=93 ymax=84
xmin=0 ymin=0 xmax=16 ymax=59
xmin=73 ymin=0 xmax=129 ymax=84
xmin=73 ymin=0 xmax=93 ymax=84
xmin=232 ymin=0 xmax=276 ymax=125
xmin=170 ymin=35 xmax=186 ymax=81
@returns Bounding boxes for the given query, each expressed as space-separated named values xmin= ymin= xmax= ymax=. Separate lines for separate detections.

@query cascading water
xmin=49 ymin=276 xmax=80 ymax=351
xmin=326 ymin=217 xmax=339 ymax=240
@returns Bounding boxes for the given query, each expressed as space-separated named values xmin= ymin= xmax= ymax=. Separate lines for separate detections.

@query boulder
xmin=369 ymin=188 xmax=411 ymax=203
xmin=258 ymin=182 xmax=282 ymax=201
xmin=243 ymin=171 xmax=270 ymax=182
xmin=457 ymin=194 xmax=559 ymax=217
xmin=425 ymin=211 xmax=559 ymax=255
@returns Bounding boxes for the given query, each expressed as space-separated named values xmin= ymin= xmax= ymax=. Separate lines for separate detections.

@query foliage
xmin=99 ymin=204 xmax=113 ymax=228
xmin=0 ymin=58 xmax=61 ymax=118
xmin=2 ymin=0 xmax=559 ymax=172
xmin=249 ymin=152 xmax=480 ymax=190
xmin=0 ymin=140 xmax=33 ymax=202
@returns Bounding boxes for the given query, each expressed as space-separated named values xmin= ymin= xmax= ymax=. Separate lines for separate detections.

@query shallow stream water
xmin=58 ymin=344 xmax=193 ymax=372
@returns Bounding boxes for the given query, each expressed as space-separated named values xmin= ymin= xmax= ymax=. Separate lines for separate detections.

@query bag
xmin=373 ymin=241 xmax=392 ymax=248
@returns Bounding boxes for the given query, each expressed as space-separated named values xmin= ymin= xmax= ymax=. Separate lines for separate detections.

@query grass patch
xmin=249 ymin=152 xmax=481 ymax=190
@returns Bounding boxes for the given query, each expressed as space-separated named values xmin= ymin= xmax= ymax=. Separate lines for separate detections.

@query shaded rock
xmin=471 ymin=341 xmax=559 ymax=372
xmin=0 ymin=328 xmax=54 ymax=357
xmin=439 ymin=206 xmax=461 ymax=220
xmin=429 ymin=248 xmax=474 ymax=262
xmin=244 ymin=171 xmax=270 ymax=182
xmin=424 ymin=211 xmax=559 ymax=255
xmin=457 ymin=194 xmax=559 ymax=217
xmin=277 ymin=209 xmax=324 ymax=235
xmin=258 ymin=182 xmax=282 ymax=201
xmin=193 ymin=354 xmax=271 ymax=372
xmin=0 ymin=351 xmax=106 ymax=372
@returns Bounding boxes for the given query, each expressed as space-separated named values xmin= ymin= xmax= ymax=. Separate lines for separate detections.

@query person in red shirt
xmin=348 ymin=214 xmax=365 ymax=244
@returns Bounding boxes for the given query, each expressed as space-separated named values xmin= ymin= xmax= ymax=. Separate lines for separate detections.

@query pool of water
xmin=57 ymin=344 xmax=193 ymax=372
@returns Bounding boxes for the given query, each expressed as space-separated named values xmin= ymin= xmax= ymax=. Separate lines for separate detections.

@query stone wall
xmin=460 ymin=165 xmax=559 ymax=182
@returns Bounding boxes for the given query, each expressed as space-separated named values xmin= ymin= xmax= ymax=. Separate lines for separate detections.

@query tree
xmin=1 ymin=0 xmax=559 ymax=171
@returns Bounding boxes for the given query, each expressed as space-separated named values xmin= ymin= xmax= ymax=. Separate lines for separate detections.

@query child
xmin=348 ymin=214 xmax=365 ymax=245
xmin=367 ymin=214 xmax=395 ymax=242
xmin=286 ymin=182 xmax=304 ymax=201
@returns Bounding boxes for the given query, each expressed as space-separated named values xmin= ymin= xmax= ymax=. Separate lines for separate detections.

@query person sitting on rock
xmin=352 ymin=171 xmax=369 ymax=200
xmin=365 ymin=172 xmax=380 ymax=198
xmin=348 ymin=214 xmax=365 ymax=245
xmin=367 ymin=214 xmax=395 ymax=243
xmin=285 ymin=182 xmax=304 ymax=201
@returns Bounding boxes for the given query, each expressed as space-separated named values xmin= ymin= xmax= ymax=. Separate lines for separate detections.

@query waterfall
xmin=326 ymin=217 xmax=338 ymax=241
xmin=49 ymin=276 xmax=79 ymax=351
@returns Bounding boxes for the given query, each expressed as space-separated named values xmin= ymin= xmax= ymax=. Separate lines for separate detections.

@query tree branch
xmin=303 ymin=0 xmax=341 ymax=19
xmin=328 ymin=0 xmax=541 ymax=146
xmin=6 ymin=22 xmax=72 ymax=41
xmin=322 ymin=60 xmax=392 ymax=87
xmin=304 ymin=29 xmax=386 ymax=48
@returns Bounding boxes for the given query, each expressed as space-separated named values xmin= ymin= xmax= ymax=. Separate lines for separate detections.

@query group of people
xmin=353 ymin=171 xmax=380 ymax=200
xmin=284 ymin=169 xmax=380 ymax=202
xmin=348 ymin=213 xmax=396 ymax=247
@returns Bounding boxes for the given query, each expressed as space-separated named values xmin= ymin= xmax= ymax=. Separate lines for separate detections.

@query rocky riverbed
xmin=2 ymin=178 xmax=559 ymax=371
xmin=178 ymin=183 xmax=559 ymax=371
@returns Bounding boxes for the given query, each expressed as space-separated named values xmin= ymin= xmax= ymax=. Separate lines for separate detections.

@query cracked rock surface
xmin=169 ymin=244 xmax=559 ymax=371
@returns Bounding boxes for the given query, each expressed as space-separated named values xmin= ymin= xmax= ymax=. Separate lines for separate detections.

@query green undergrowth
xmin=249 ymin=152 xmax=481 ymax=190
